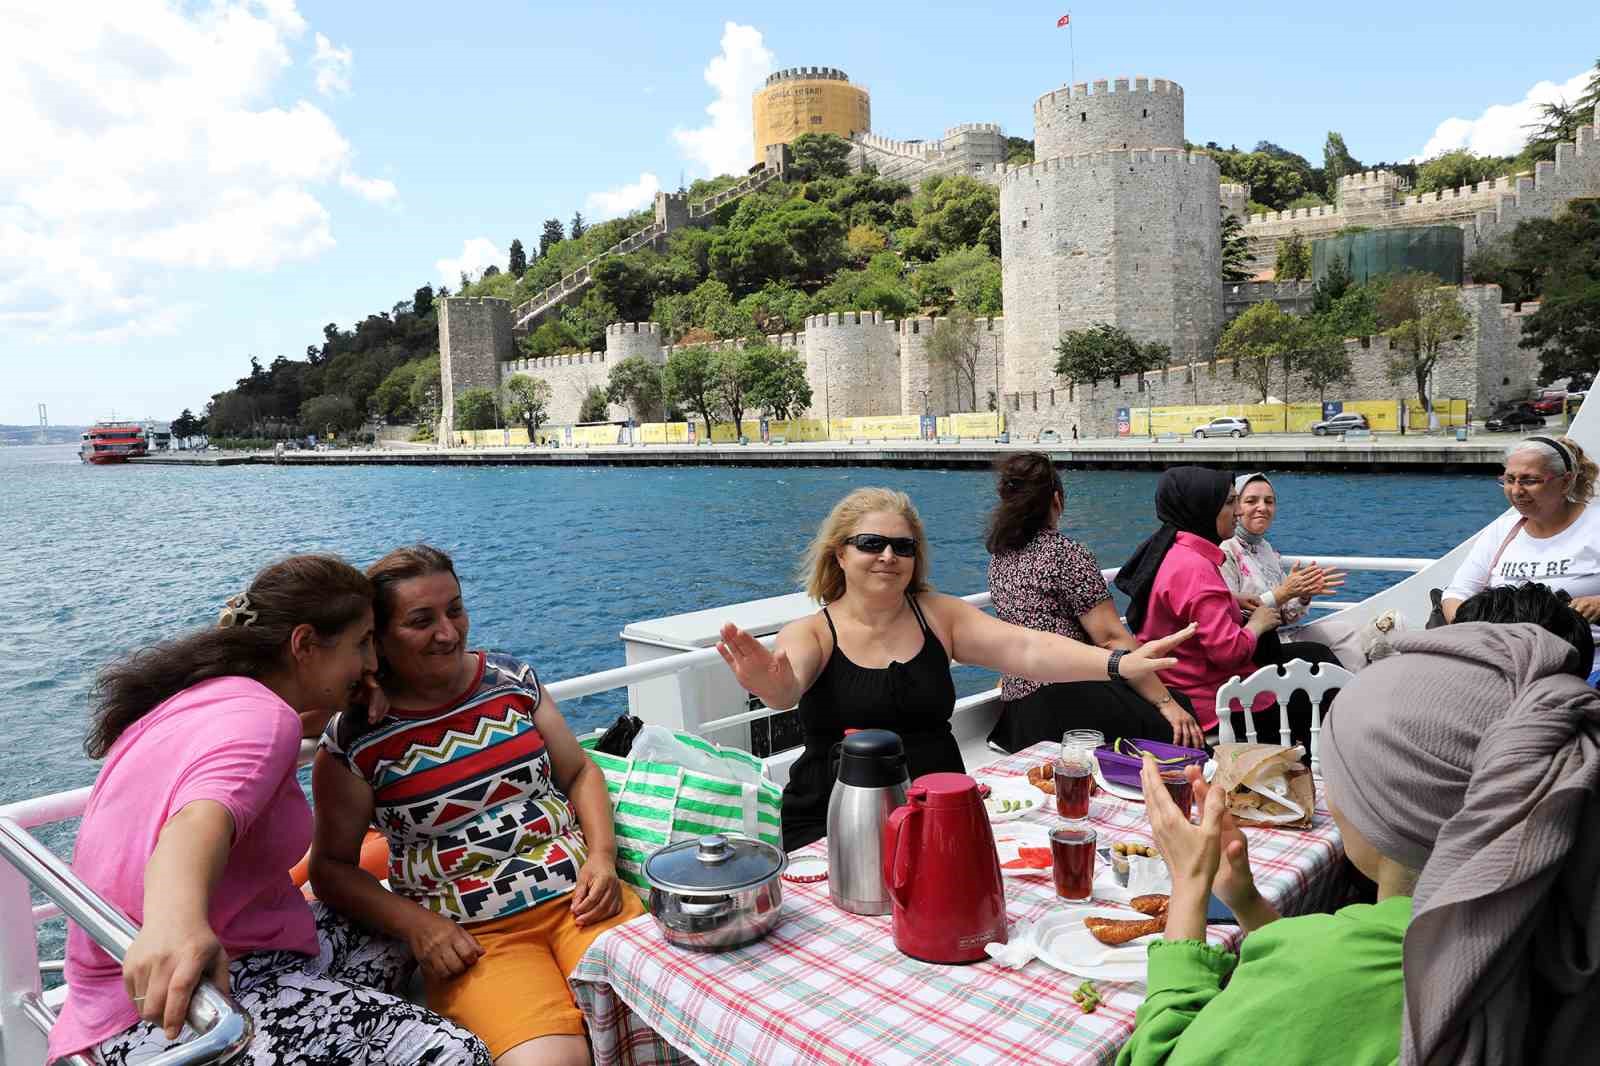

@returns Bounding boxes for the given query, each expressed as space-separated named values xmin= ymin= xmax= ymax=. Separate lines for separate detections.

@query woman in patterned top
xmin=311 ymin=545 xmax=644 ymax=1066
xmin=986 ymin=454 xmax=1206 ymax=752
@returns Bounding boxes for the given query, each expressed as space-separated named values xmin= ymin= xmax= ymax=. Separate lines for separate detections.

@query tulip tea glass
xmin=1161 ymin=769 xmax=1194 ymax=821
xmin=1055 ymin=729 xmax=1103 ymax=820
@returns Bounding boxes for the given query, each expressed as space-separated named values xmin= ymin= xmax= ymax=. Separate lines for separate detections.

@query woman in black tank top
xmin=717 ymin=488 xmax=1197 ymax=852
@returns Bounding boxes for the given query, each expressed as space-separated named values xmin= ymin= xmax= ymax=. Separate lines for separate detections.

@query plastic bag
xmin=1211 ymin=743 xmax=1316 ymax=829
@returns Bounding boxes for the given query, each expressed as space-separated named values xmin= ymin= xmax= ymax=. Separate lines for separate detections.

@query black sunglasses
xmin=843 ymin=533 xmax=917 ymax=558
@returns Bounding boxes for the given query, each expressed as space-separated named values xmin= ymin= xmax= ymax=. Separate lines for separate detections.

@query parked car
xmin=1192 ymin=416 xmax=1252 ymax=439
xmin=1309 ymin=411 xmax=1370 ymax=436
xmin=1038 ymin=428 xmax=1062 ymax=444
xmin=1530 ymin=392 xmax=1568 ymax=415
xmin=1485 ymin=405 xmax=1546 ymax=432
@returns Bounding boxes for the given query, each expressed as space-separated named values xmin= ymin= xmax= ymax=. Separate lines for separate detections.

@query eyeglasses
xmin=1497 ymin=474 xmax=1559 ymax=488
xmin=843 ymin=533 xmax=917 ymax=557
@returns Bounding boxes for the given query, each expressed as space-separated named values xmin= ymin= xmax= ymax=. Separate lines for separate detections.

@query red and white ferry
xmin=77 ymin=422 xmax=148 ymax=465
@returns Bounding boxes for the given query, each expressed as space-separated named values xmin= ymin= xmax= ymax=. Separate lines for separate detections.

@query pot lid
xmin=645 ymin=834 xmax=787 ymax=893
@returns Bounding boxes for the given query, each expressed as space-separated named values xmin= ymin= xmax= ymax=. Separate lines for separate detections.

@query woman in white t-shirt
xmin=1443 ymin=435 xmax=1600 ymax=674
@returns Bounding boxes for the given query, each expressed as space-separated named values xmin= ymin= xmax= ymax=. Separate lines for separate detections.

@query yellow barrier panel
xmin=947 ymin=411 xmax=1005 ymax=437
xmin=1128 ymin=403 xmax=1320 ymax=436
xmin=452 ymin=428 xmax=530 ymax=447
xmin=570 ymin=424 xmax=625 ymax=446
xmin=1402 ymin=398 xmax=1469 ymax=428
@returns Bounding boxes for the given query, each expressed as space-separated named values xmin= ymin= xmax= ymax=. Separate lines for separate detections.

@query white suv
xmin=1192 ymin=417 xmax=1252 ymax=439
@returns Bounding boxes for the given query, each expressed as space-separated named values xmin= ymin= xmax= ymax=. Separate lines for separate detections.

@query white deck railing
xmin=0 ymin=553 xmax=1433 ymax=1066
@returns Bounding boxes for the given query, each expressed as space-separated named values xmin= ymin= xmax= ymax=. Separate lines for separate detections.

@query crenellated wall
xmin=1033 ymin=76 xmax=1185 ymax=160
xmin=804 ymin=311 xmax=902 ymax=419
xmin=898 ymin=315 xmax=1005 ymax=416
xmin=438 ymin=297 xmax=514 ymax=440
xmin=849 ymin=122 xmax=1008 ymax=188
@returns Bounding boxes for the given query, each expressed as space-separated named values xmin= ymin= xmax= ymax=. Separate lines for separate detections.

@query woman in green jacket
xmin=1117 ymin=583 xmax=1600 ymax=1066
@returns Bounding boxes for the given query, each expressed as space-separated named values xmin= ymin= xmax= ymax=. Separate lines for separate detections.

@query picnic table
xmin=572 ymin=741 xmax=1349 ymax=1066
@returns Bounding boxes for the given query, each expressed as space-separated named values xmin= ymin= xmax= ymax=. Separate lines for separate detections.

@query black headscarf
xmin=1114 ymin=467 xmax=1234 ymax=632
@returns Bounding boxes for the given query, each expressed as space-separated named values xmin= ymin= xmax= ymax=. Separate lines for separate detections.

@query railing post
xmin=0 ymin=859 xmax=47 ymax=1066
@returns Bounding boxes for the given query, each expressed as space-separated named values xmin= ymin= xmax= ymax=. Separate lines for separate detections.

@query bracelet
xmin=1261 ymin=588 xmax=1278 ymax=608
xmin=1107 ymin=649 xmax=1126 ymax=680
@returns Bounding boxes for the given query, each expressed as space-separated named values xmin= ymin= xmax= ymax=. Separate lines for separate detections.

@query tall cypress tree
xmin=508 ymin=239 xmax=527 ymax=278
xmin=539 ymin=218 xmax=564 ymax=258
xmin=570 ymin=211 xmax=587 ymax=240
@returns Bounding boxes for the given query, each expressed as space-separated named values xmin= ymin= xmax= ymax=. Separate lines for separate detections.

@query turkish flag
xmin=1056 ymin=14 xmax=1070 ymax=26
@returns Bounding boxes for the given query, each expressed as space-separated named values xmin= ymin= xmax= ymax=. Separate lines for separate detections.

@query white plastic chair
xmin=1213 ymin=658 xmax=1354 ymax=770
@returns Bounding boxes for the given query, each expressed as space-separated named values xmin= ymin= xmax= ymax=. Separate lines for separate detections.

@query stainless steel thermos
xmin=826 ymin=730 xmax=910 ymax=915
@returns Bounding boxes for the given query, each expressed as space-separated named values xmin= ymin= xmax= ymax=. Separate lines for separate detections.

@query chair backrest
xmin=1213 ymin=658 xmax=1354 ymax=769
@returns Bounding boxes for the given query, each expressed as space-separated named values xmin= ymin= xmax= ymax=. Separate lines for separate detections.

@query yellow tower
xmin=752 ymin=67 xmax=870 ymax=164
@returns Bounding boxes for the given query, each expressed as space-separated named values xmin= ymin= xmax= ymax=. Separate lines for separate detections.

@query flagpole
xmin=1070 ymin=17 xmax=1076 ymax=86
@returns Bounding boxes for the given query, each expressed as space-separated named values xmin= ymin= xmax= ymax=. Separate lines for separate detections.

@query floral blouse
xmin=1219 ymin=535 xmax=1310 ymax=626
xmin=988 ymin=529 xmax=1111 ymax=701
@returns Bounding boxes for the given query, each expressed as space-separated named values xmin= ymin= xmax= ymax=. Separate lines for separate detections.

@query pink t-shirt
xmin=49 ymin=677 xmax=317 ymax=1062
xmin=1134 ymin=532 xmax=1263 ymax=730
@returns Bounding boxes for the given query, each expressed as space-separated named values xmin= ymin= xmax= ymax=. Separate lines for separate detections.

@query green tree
xmin=1053 ymin=323 xmax=1167 ymax=386
xmin=593 ymin=255 xmax=655 ymax=323
xmin=1217 ymin=302 xmax=1297 ymax=401
xmin=737 ymin=284 xmax=813 ymax=335
xmin=170 ymin=408 xmax=200 ymax=440
xmin=1414 ymin=150 xmax=1507 ymax=194
xmin=408 ymin=355 xmax=442 ymax=427
xmin=1292 ymin=320 xmax=1353 ymax=402
xmin=663 ymin=345 xmax=720 ymax=434
xmin=502 ymin=374 xmax=551 ymax=435
xmin=910 ymin=247 xmax=1003 ymax=315
xmin=299 ymin=393 xmax=363 ymax=436
xmin=559 ymin=291 xmax=619 ymax=352
xmin=1323 ymin=132 xmax=1360 ymax=200
xmin=845 ymin=223 xmax=887 ymax=262
xmin=713 ymin=349 xmax=755 ymax=431
xmin=454 ymin=387 xmax=501 ymax=431
xmin=1377 ymin=273 xmax=1472 ymax=424
xmin=1520 ymin=59 xmax=1599 ymax=164
xmin=579 ymin=386 xmax=611 ymax=423
xmin=903 ymin=175 xmax=1000 ymax=259
xmin=508 ymin=238 xmax=527 ymax=278
xmin=413 ymin=284 xmax=435 ymax=318
xmin=373 ymin=361 xmax=420 ymax=423
xmin=1311 ymin=257 xmax=1353 ymax=313
xmin=1276 ymin=231 xmax=1311 ymax=281
xmin=810 ymin=261 xmax=917 ymax=317
xmin=1221 ymin=208 xmax=1254 ymax=283
xmin=788 ymin=132 xmax=854 ymax=181
xmin=743 ymin=344 xmax=812 ymax=419
xmin=929 ymin=310 xmax=983 ymax=411
xmin=569 ymin=211 xmax=587 ymax=240
xmin=709 ymin=199 xmax=848 ymax=293
xmin=1320 ymin=280 xmax=1381 ymax=339
xmin=539 ymin=218 xmax=565 ymax=258
xmin=1513 ymin=200 xmax=1600 ymax=384
xmin=481 ymin=264 xmax=501 ymax=278
xmin=606 ymin=356 xmax=667 ymax=421
xmin=1003 ymin=137 xmax=1035 ymax=165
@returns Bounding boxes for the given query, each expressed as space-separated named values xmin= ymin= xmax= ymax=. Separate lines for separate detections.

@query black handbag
xmin=593 ymin=713 xmax=644 ymax=757
xmin=1426 ymin=588 xmax=1449 ymax=630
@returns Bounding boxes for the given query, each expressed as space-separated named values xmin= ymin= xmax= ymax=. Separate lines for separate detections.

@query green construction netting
xmin=1312 ymin=225 xmax=1463 ymax=286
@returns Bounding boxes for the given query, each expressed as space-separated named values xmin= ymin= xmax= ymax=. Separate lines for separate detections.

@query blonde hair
xmin=1506 ymin=435 xmax=1597 ymax=503
xmin=801 ymin=487 xmax=931 ymax=604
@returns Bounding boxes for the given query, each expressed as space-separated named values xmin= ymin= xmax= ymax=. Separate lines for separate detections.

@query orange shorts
xmin=425 ymin=889 xmax=646 ymax=1058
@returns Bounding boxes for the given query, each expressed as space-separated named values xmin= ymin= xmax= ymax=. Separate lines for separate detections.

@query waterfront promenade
xmin=133 ymin=432 xmax=1518 ymax=471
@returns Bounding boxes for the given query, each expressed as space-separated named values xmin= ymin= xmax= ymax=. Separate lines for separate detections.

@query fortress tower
xmin=752 ymin=68 xmax=871 ymax=165
xmin=1000 ymin=76 xmax=1223 ymax=403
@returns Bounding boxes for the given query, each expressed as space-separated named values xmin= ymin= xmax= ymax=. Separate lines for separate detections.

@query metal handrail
xmin=0 ymin=819 xmax=253 ymax=1066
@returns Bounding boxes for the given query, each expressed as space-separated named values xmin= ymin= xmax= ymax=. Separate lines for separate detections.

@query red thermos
xmin=881 ymin=772 xmax=1008 ymax=964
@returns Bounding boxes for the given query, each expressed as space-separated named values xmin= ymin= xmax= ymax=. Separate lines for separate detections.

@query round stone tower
xmin=605 ymin=321 xmax=664 ymax=365
xmin=1001 ymin=75 xmax=1223 ymax=402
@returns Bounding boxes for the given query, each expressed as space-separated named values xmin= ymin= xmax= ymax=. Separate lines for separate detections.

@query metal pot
xmin=643 ymin=834 xmax=786 ymax=951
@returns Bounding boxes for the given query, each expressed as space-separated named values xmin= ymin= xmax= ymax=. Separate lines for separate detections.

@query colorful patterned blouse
xmin=987 ymin=528 xmax=1112 ymax=701
xmin=321 ymin=651 xmax=588 ymax=924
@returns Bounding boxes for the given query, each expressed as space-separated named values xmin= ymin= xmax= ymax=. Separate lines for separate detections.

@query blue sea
xmin=2 ymin=443 xmax=1508 ymax=812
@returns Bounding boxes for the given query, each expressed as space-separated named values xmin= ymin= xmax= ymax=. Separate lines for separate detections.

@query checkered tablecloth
xmin=571 ymin=741 xmax=1348 ymax=1066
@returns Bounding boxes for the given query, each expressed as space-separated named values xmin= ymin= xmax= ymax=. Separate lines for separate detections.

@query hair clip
xmin=218 ymin=592 xmax=258 ymax=629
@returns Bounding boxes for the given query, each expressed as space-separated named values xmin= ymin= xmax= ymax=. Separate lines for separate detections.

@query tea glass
xmin=1055 ymin=729 xmax=1104 ymax=820
xmin=1050 ymin=824 xmax=1097 ymax=902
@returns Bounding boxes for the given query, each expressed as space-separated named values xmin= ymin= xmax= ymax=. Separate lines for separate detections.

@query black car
xmin=1484 ymin=406 xmax=1546 ymax=432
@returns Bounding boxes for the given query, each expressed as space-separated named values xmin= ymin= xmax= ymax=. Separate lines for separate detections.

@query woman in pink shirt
xmin=52 ymin=555 xmax=488 ymax=1066
xmin=1113 ymin=468 xmax=1284 ymax=740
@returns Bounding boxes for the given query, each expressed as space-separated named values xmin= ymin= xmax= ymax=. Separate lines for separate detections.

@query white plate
xmin=1032 ymin=905 xmax=1157 ymax=982
xmin=991 ymin=822 xmax=1052 ymax=877
xmin=975 ymin=776 xmax=1044 ymax=821
xmin=1090 ymin=758 xmax=1216 ymax=804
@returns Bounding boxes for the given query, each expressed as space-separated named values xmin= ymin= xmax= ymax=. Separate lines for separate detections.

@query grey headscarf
xmin=1320 ymin=623 xmax=1600 ymax=1066
xmin=1231 ymin=472 xmax=1271 ymax=546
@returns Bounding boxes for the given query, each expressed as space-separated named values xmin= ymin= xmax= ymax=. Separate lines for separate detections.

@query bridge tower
xmin=37 ymin=404 xmax=47 ymax=444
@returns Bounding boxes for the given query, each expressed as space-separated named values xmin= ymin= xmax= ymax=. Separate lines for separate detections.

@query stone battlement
xmin=447 ymin=297 xmax=511 ymax=307
xmin=945 ymin=123 xmax=1003 ymax=137
xmin=852 ymin=131 xmax=935 ymax=158
xmin=1337 ymin=169 xmax=1412 ymax=192
xmin=900 ymin=315 xmax=1003 ymax=334
xmin=1034 ymin=75 xmax=1181 ymax=110
xmin=764 ymin=67 xmax=850 ymax=85
xmin=1000 ymin=148 xmax=1210 ymax=184
xmin=507 ymin=350 xmax=607 ymax=372
xmin=605 ymin=322 xmax=660 ymax=337
xmin=804 ymin=310 xmax=899 ymax=330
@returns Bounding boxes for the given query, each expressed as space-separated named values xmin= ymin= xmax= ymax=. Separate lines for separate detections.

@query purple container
xmin=1094 ymin=739 xmax=1207 ymax=791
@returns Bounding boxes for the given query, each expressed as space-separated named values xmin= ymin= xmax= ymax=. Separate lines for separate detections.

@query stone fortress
xmin=436 ymin=66 xmax=1600 ymax=442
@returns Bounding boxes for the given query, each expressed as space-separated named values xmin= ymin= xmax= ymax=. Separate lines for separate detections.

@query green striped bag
xmin=580 ymin=730 xmax=783 ymax=896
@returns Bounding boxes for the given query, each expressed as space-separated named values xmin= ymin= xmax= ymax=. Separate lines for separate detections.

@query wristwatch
xmin=1107 ymin=649 xmax=1126 ymax=680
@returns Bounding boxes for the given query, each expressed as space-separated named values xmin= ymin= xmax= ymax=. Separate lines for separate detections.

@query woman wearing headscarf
xmin=1116 ymin=583 xmax=1600 ymax=1066
xmin=1114 ymin=468 xmax=1282 ymax=738
xmin=1219 ymin=472 xmax=1351 ymax=676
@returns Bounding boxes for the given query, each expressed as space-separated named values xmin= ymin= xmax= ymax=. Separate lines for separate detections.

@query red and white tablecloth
xmin=571 ymin=741 xmax=1349 ymax=1066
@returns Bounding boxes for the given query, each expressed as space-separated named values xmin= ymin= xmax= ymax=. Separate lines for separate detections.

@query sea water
xmin=1 ymin=443 xmax=1507 ymax=810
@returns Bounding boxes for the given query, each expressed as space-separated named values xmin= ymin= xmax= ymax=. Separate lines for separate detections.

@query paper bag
xmin=1211 ymin=743 xmax=1315 ymax=830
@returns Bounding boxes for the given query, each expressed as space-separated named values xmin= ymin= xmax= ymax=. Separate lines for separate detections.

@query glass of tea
xmin=1050 ymin=824 xmax=1096 ymax=902
xmin=1160 ymin=768 xmax=1194 ymax=821
xmin=1055 ymin=730 xmax=1103 ymax=820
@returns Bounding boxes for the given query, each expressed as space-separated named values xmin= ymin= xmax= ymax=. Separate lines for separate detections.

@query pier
xmin=132 ymin=434 xmax=1515 ymax=472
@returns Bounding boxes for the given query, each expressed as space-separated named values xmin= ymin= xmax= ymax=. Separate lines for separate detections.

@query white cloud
xmin=585 ymin=172 xmax=661 ymax=219
xmin=672 ymin=22 xmax=773 ymax=178
xmin=311 ymin=32 xmax=351 ymax=96
xmin=0 ymin=1 xmax=394 ymax=341
xmin=436 ymin=238 xmax=505 ymax=286
xmin=1417 ymin=68 xmax=1593 ymax=159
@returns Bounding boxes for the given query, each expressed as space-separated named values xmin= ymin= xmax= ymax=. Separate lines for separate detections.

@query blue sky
xmin=3 ymin=0 xmax=1597 ymax=426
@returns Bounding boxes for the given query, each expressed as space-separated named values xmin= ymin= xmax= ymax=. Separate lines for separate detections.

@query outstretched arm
xmin=936 ymin=593 xmax=1193 ymax=685
xmin=716 ymin=618 xmax=825 ymax=711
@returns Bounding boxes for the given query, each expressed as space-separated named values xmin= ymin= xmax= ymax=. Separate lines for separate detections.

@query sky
xmin=2 ymin=0 xmax=1597 ymax=426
